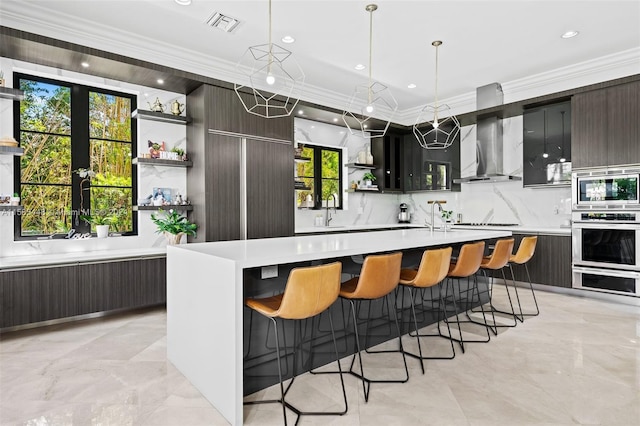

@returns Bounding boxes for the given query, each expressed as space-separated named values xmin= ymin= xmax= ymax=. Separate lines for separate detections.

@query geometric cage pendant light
xmin=234 ymin=0 xmax=305 ymax=118
xmin=413 ymin=40 xmax=460 ymax=149
xmin=342 ymin=4 xmax=397 ymax=139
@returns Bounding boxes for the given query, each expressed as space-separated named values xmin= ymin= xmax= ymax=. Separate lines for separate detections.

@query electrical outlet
xmin=261 ymin=265 xmax=278 ymax=279
xmin=553 ymin=205 xmax=559 ymax=214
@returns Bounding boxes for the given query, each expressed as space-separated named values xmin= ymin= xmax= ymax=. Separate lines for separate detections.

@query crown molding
xmin=2 ymin=2 xmax=639 ymax=127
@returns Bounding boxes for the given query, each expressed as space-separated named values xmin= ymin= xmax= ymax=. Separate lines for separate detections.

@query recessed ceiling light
xmin=363 ymin=124 xmax=368 ymax=129
xmin=407 ymin=83 xmax=416 ymax=89
xmin=157 ymin=79 xmax=164 ymax=84
xmin=311 ymin=126 xmax=315 ymax=129
xmin=81 ymin=62 xmax=89 ymax=68
xmin=339 ymin=131 xmax=345 ymax=135
xmin=298 ymin=110 xmax=304 ymax=115
xmin=281 ymin=36 xmax=295 ymax=44
xmin=333 ymin=118 xmax=338 ymax=122
xmin=561 ymin=30 xmax=579 ymax=39
xmin=355 ymin=64 xmax=365 ymax=71
xmin=175 ymin=0 xmax=191 ymax=5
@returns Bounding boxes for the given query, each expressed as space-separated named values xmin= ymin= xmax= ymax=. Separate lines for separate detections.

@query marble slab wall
xmin=294 ymin=118 xmax=400 ymax=229
xmin=0 ymin=58 xmax=188 ymax=257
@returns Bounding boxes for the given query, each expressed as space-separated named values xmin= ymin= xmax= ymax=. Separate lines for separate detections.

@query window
xmin=296 ymin=144 xmax=342 ymax=209
xmin=14 ymin=74 xmax=136 ymax=239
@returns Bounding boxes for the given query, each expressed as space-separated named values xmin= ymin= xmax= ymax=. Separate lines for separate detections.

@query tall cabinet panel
xmin=607 ymin=81 xmax=640 ymax=166
xmin=246 ymin=139 xmax=294 ymax=239
xmin=571 ymin=89 xmax=608 ymax=169
xmin=187 ymin=84 xmax=294 ymax=242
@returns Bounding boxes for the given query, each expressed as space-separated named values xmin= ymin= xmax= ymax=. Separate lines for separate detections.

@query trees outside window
xmin=296 ymin=144 xmax=342 ymax=209
xmin=14 ymin=74 xmax=136 ymax=238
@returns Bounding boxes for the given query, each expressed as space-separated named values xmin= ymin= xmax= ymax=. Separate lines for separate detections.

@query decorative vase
xmin=96 ymin=224 xmax=109 ymax=238
xmin=366 ymin=146 xmax=373 ymax=165
xmin=164 ymin=231 xmax=185 ymax=245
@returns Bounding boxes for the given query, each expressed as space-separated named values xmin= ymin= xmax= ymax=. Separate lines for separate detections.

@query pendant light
xmin=559 ymin=110 xmax=566 ymax=162
xmin=234 ymin=0 xmax=304 ymax=118
xmin=342 ymin=4 xmax=397 ymax=139
xmin=413 ymin=41 xmax=460 ymax=149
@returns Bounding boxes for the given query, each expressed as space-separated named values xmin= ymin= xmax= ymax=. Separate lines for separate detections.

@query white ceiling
xmin=1 ymin=0 xmax=639 ymax=124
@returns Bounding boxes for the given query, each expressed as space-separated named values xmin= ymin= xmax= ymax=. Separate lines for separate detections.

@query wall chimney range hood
xmin=454 ymin=83 xmax=521 ymax=184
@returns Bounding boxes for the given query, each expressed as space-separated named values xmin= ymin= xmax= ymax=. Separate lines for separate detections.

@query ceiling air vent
xmin=205 ymin=12 xmax=240 ymax=33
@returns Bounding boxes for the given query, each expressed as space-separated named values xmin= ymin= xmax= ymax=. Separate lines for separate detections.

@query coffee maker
xmin=398 ymin=203 xmax=411 ymax=223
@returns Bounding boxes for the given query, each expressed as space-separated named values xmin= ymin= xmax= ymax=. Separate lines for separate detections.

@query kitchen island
xmin=166 ymin=228 xmax=511 ymax=425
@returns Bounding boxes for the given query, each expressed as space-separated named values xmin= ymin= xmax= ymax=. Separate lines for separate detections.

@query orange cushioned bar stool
xmin=243 ymin=262 xmax=347 ymax=426
xmin=508 ymin=236 xmax=539 ymax=320
xmin=444 ymin=241 xmax=489 ymax=353
xmin=398 ymin=246 xmax=455 ymax=373
xmin=339 ymin=252 xmax=408 ymax=402
xmin=471 ymin=238 xmax=518 ymax=335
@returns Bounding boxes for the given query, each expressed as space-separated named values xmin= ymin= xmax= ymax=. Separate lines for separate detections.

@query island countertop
xmin=166 ymin=228 xmax=512 ymax=425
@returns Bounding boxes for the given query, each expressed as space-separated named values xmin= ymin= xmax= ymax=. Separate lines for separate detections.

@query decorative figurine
xmin=170 ymin=100 xmax=185 ymax=116
xmin=148 ymin=97 xmax=164 ymax=113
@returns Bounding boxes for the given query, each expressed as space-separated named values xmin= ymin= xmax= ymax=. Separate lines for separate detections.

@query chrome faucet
xmin=325 ymin=194 xmax=337 ymax=226
xmin=428 ymin=200 xmax=446 ymax=232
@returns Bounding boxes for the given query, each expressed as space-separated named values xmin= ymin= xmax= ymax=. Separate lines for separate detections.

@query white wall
xmin=0 ymin=58 xmax=188 ymax=257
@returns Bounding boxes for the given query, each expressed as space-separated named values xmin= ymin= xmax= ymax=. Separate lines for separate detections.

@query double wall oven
xmin=571 ymin=168 xmax=640 ymax=297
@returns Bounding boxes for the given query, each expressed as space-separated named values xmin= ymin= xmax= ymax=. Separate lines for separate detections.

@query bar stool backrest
xmin=350 ymin=252 xmax=403 ymax=299
xmin=448 ymin=241 xmax=486 ymax=277
xmin=482 ymin=238 xmax=515 ymax=270
xmin=277 ymin=262 xmax=342 ymax=320
xmin=412 ymin=247 xmax=453 ymax=288
xmin=510 ymin=236 xmax=538 ymax=264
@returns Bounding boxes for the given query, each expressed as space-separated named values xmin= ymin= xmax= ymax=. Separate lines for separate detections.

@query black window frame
xmin=13 ymin=73 xmax=138 ymax=240
xmin=297 ymin=144 xmax=343 ymax=210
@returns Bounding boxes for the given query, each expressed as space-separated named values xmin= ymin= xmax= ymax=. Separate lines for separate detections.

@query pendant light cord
xmin=368 ymin=6 xmax=374 ymax=104
xmin=268 ymin=0 xmax=273 ymax=72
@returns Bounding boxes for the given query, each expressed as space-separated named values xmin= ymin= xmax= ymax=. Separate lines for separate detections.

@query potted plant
xmin=80 ymin=214 xmax=116 ymax=238
xmin=10 ymin=192 xmax=20 ymax=206
xmin=441 ymin=210 xmax=454 ymax=230
xmin=362 ymin=172 xmax=376 ymax=188
xmin=151 ymin=209 xmax=197 ymax=245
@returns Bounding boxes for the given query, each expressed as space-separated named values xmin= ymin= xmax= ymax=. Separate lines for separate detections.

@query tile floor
xmin=1 ymin=287 xmax=639 ymax=425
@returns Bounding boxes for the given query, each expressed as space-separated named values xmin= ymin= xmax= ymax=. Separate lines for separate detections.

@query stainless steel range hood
xmin=454 ymin=83 xmax=521 ymax=184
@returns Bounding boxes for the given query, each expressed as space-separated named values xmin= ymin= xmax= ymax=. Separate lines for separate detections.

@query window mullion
xmin=71 ymin=85 xmax=90 ymax=232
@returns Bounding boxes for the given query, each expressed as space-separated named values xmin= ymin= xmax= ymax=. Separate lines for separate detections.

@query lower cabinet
xmin=0 ymin=257 xmax=166 ymax=329
xmin=511 ymin=233 xmax=571 ymax=288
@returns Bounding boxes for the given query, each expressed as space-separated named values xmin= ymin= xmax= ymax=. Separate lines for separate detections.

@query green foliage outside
xmin=296 ymin=145 xmax=341 ymax=208
xmin=19 ymin=78 xmax=134 ymax=236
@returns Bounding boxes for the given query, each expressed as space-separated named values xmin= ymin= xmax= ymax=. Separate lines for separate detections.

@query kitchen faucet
xmin=325 ymin=193 xmax=337 ymax=226
xmin=428 ymin=200 xmax=446 ymax=232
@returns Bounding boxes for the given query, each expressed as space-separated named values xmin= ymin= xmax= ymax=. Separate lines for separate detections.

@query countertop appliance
xmin=572 ymin=210 xmax=640 ymax=296
xmin=398 ymin=203 xmax=411 ymax=223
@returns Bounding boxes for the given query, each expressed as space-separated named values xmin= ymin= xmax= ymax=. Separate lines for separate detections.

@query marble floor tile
xmin=1 ymin=286 xmax=640 ymax=425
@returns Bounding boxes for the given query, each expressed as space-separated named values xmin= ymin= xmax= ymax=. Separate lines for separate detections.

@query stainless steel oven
xmin=572 ymin=210 xmax=640 ymax=296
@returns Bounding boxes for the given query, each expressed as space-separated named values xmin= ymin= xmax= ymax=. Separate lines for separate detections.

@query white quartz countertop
xmin=169 ymin=228 xmax=512 ymax=268
xmin=295 ymin=223 xmax=425 ymax=234
xmin=0 ymin=247 xmax=166 ymax=270
xmin=296 ymin=223 xmax=571 ymax=236
xmin=452 ymin=225 xmax=571 ymax=235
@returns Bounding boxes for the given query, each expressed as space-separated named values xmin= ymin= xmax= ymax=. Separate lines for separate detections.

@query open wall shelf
xmin=134 ymin=205 xmax=193 ymax=212
xmin=132 ymin=109 xmax=190 ymax=124
xmin=132 ymin=158 xmax=192 ymax=167
xmin=0 ymin=87 xmax=25 ymax=101
xmin=0 ymin=146 xmax=24 ymax=156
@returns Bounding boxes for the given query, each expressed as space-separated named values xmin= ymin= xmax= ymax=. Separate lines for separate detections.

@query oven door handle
xmin=572 ymin=222 xmax=640 ymax=230
xmin=573 ymin=266 xmax=640 ymax=279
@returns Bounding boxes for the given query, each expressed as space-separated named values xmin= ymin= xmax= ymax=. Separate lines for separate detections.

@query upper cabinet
xmin=572 ymin=81 xmax=640 ymax=169
xmin=403 ymin=128 xmax=460 ymax=192
xmin=372 ymin=132 xmax=403 ymax=193
xmin=523 ymin=100 xmax=571 ymax=187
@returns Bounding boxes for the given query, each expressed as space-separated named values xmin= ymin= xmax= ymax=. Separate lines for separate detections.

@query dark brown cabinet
xmin=511 ymin=233 xmax=571 ymax=288
xmin=572 ymin=81 xmax=640 ymax=169
xmin=0 ymin=257 xmax=166 ymax=329
xmin=187 ymin=84 xmax=294 ymax=242
xmin=403 ymin=132 xmax=460 ymax=192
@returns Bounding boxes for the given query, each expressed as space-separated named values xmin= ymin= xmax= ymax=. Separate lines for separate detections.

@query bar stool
xmin=444 ymin=241 xmax=488 ymax=353
xmin=243 ymin=262 xmax=347 ymax=425
xmin=473 ymin=238 xmax=518 ymax=335
xmin=339 ymin=252 xmax=408 ymax=402
xmin=398 ymin=246 xmax=454 ymax=374
xmin=508 ymin=236 xmax=539 ymax=320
